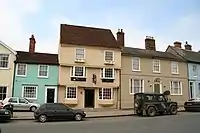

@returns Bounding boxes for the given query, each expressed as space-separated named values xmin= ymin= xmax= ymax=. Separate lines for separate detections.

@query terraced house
xmin=58 ymin=24 xmax=122 ymax=109
xmin=13 ymin=35 xmax=59 ymax=105
xmin=166 ymin=41 xmax=200 ymax=99
xmin=121 ymin=36 xmax=188 ymax=109
xmin=0 ymin=41 xmax=16 ymax=101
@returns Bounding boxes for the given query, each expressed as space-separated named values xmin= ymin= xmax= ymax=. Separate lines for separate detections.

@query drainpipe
xmin=119 ymin=69 xmax=122 ymax=109
xmin=12 ymin=62 xmax=16 ymax=97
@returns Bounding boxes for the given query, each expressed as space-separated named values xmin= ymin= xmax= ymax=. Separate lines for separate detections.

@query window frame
xmin=130 ymin=79 xmax=144 ymax=95
xmin=0 ymin=54 xmax=9 ymax=69
xmin=153 ymin=59 xmax=160 ymax=73
xmin=22 ymin=86 xmax=38 ymax=100
xmin=132 ymin=57 xmax=140 ymax=71
xmin=38 ymin=65 xmax=49 ymax=78
xmin=16 ymin=63 xmax=27 ymax=76
xmin=170 ymin=81 xmax=183 ymax=95
xmin=75 ymin=48 xmax=85 ymax=60
xmin=193 ymin=65 xmax=198 ymax=77
xmin=171 ymin=61 xmax=179 ymax=74
xmin=100 ymin=68 xmax=115 ymax=79
xmin=71 ymin=66 xmax=86 ymax=78
xmin=0 ymin=86 xmax=7 ymax=101
xmin=98 ymin=88 xmax=113 ymax=100
xmin=104 ymin=50 xmax=114 ymax=63
xmin=65 ymin=87 xmax=77 ymax=100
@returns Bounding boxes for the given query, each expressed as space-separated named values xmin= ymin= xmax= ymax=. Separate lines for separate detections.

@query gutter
xmin=12 ymin=63 xmax=16 ymax=97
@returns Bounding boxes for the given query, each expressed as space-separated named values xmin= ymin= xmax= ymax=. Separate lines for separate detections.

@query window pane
xmin=105 ymin=51 xmax=113 ymax=61
xmin=0 ymin=54 xmax=9 ymax=68
xmin=17 ymin=64 xmax=26 ymax=75
xmin=0 ymin=87 xmax=7 ymax=100
xmin=74 ymin=67 xmax=84 ymax=76
xmin=153 ymin=60 xmax=160 ymax=72
xmin=66 ymin=87 xmax=76 ymax=98
xmin=8 ymin=98 xmax=18 ymax=103
xmin=133 ymin=58 xmax=139 ymax=70
xmin=76 ymin=49 xmax=85 ymax=59
xmin=39 ymin=65 xmax=48 ymax=77
xmin=23 ymin=86 xmax=37 ymax=99
xmin=104 ymin=68 xmax=113 ymax=78
xmin=99 ymin=88 xmax=112 ymax=100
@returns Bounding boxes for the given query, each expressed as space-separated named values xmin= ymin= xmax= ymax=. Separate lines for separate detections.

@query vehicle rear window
xmin=8 ymin=98 xmax=18 ymax=103
xmin=46 ymin=104 xmax=67 ymax=110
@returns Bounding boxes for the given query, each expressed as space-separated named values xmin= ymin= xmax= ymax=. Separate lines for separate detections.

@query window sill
xmin=71 ymin=77 xmax=86 ymax=81
xmin=98 ymin=99 xmax=114 ymax=105
xmin=171 ymin=73 xmax=179 ymax=75
xmin=74 ymin=59 xmax=86 ymax=63
xmin=171 ymin=94 xmax=183 ymax=96
xmin=37 ymin=76 xmax=48 ymax=79
xmin=132 ymin=70 xmax=141 ymax=72
xmin=153 ymin=71 xmax=161 ymax=74
xmin=0 ymin=68 xmax=10 ymax=70
xmin=16 ymin=75 xmax=27 ymax=77
xmin=101 ymin=78 xmax=115 ymax=83
xmin=64 ymin=98 xmax=78 ymax=104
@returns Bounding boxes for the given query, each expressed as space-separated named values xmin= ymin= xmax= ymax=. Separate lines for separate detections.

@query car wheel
xmin=169 ymin=106 xmax=177 ymax=115
xmin=147 ymin=107 xmax=156 ymax=117
xmin=39 ymin=115 xmax=47 ymax=123
xmin=30 ymin=106 xmax=37 ymax=112
xmin=74 ymin=113 xmax=83 ymax=121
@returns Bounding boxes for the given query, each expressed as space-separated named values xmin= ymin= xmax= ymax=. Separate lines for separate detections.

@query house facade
xmin=58 ymin=24 xmax=122 ymax=109
xmin=121 ymin=36 xmax=188 ymax=109
xmin=13 ymin=35 xmax=59 ymax=104
xmin=0 ymin=41 xmax=16 ymax=101
xmin=166 ymin=41 xmax=200 ymax=99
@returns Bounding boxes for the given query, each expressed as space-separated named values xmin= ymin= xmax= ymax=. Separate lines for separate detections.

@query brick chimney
xmin=145 ymin=36 xmax=156 ymax=51
xmin=116 ymin=29 xmax=124 ymax=47
xmin=184 ymin=41 xmax=192 ymax=51
xmin=173 ymin=41 xmax=182 ymax=48
xmin=29 ymin=34 xmax=36 ymax=53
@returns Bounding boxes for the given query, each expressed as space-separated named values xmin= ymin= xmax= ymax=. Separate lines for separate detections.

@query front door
xmin=154 ymin=84 xmax=161 ymax=93
xmin=46 ymin=87 xmax=57 ymax=103
xmin=189 ymin=81 xmax=195 ymax=99
xmin=85 ymin=89 xmax=95 ymax=108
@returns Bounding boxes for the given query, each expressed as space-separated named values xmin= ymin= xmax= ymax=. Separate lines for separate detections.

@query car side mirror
xmin=25 ymin=101 xmax=28 ymax=104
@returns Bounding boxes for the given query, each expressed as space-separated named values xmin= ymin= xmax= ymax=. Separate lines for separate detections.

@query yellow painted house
xmin=58 ymin=24 xmax=123 ymax=109
xmin=0 ymin=41 xmax=16 ymax=101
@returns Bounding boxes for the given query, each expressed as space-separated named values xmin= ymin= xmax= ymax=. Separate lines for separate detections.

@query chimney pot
xmin=145 ymin=36 xmax=156 ymax=51
xmin=117 ymin=29 xmax=124 ymax=48
xmin=184 ymin=41 xmax=192 ymax=51
xmin=29 ymin=34 xmax=36 ymax=53
xmin=173 ymin=41 xmax=182 ymax=48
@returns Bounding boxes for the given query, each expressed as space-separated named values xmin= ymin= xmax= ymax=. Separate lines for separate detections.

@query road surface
xmin=0 ymin=112 xmax=200 ymax=133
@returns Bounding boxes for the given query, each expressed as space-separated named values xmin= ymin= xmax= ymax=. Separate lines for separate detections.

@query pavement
xmin=11 ymin=107 xmax=185 ymax=120
xmin=1 ymin=112 xmax=200 ymax=133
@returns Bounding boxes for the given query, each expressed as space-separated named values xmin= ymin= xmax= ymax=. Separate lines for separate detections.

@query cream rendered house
xmin=58 ymin=24 xmax=123 ymax=109
xmin=121 ymin=36 xmax=188 ymax=109
xmin=0 ymin=41 xmax=16 ymax=101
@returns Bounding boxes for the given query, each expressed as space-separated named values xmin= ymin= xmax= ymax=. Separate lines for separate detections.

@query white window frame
xmin=193 ymin=65 xmax=198 ymax=77
xmin=75 ymin=48 xmax=85 ymax=60
xmin=0 ymin=54 xmax=9 ymax=69
xmin=22 ymin=86 xmax=38 ymax=100
xmin=38 ymin=65 xmax=49 ymax=78
xmin=104 ymin=50 xmax=114 ymax=62
xmin=130 ymin=79 xmax=144 ymax=95
xmin=101 ymin=68 xmax=115 ymax=79
xmin=0 ymin=86 xmax=7 ymax=101
xmin=71 ymin=66 xmax=86 ymax=78
xmin=132 ymin=57 xmax=140 ymax=71
xmin=171 ymin=61 xmax=179 ymax=74
xmin=16 ymin=63 xmax=27 ymax=76
xmin=98 ymin=88 xmax=113 ymax=100
xmin=170 ymin=81 xmax=183 ymax=95
xmin=153 ymin=59 xmax=160 ymax=73
xmin=65 ymin=87 xmax=77 ymax=99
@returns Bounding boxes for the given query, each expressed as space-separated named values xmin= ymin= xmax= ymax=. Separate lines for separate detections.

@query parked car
xmin=0 ymin=103 xmax=13 ymax=121
xmin=2 ymin=97 xmax=40 ymax=112
xmin=134 ymin=92 xmax=178 ymax=117
xmin=184 ymin=98 xmax=200 ymax=112
xmin=34 ymin=103 xmax=86 ymax=123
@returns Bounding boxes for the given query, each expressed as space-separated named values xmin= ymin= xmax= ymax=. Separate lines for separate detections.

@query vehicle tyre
xmin=30 ymin=106 xmax=37 ymax=112
xmin=169 ymin=106 xmax=177 ymax=115
xmin=74 ymin=113 xmax=83 ymax=121
xmin=147 ymin=107 xmax=156 ymax=117
xmin=39 ymin=115 xmax=47 ymax=123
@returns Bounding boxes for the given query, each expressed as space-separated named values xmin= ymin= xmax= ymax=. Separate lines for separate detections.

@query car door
xmin=8 ymin=97 xmax=20 ymax=110
xmin=157 ymin=95 xmax=167 ymax=111
xmin=55 ymin=104 xmax=74 ymax=120
xmin=18 ymin=98 xmax=30 ymax=111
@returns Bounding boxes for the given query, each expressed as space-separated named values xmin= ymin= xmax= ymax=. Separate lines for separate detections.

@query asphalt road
xmin=0 ymin=112 xmax=200 ymax=133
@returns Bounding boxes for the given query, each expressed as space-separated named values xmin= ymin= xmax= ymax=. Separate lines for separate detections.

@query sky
xmin=0 ymin=0 xmax=200 ymax=54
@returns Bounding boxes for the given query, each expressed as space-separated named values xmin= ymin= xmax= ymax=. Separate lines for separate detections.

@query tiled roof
xmin=60 ymin=24 xmax=120 ymax=49
xmin=122 ymin=47 xmax=185 ymax=61
xmin=169 ymin=46 xmax=200 ymax=63
xmin=15 ymin=51 xmax=58 ymax=65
